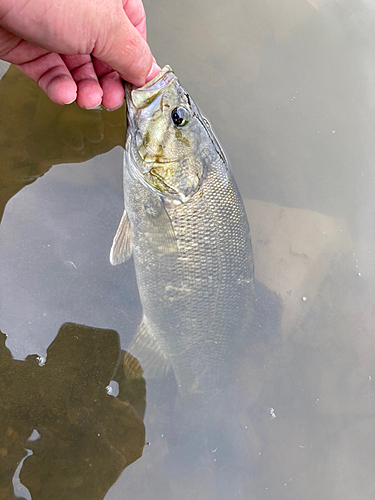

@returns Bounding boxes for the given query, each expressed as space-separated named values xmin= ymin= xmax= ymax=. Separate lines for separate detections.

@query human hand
xmin=0 ymin=0 xmax=160 ymax=110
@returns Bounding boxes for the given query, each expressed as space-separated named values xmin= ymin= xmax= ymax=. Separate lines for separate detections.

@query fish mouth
xmin=125 ymin=65 xmax=176 ymax=111
xmin=137 ymin=65 xmax=175 ymax=92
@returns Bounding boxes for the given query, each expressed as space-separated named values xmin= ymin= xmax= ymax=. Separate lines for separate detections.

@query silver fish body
xmin=111 ymin=66 xmax=254 ymax=399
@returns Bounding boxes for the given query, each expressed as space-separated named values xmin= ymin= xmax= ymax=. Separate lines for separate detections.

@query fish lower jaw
xmin=139 ymin=155 xmax=181 ymax=165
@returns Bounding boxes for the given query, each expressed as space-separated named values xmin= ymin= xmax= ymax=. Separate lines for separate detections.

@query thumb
xmin=92 ymin=10 xmax=156 ymax=87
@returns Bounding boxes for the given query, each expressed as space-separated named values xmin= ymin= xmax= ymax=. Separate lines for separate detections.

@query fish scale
xmin=110 ymin=66 xmax=254 ymax=400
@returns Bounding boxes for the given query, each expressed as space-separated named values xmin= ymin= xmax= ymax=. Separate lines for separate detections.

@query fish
xmin=110 ymin=65 xmax=254 ymax=401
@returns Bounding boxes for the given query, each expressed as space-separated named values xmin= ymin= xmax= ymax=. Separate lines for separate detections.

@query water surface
xmin=1 ymin=0 xmax=375 ymax=498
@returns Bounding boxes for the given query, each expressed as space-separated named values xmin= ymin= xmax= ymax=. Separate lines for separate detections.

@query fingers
xmin=146 ymin=60 xmax=161 ymax=82
xmin=2 ymin=37 xmax=124 ymax=109
xmin=0 ymin=25 xmax=19 ymax=55
xmin=93 ymin=59 xmax=125 ymax=110
xmin=0 ymin=0 xmax=160 ymax=108
xmin=92 ymin=8 xmax=154 ymax=87
xmin=62 ymin=55 xmax=126 ymax=109
xmin=4 ymin=40 xmax=77 ymax=105
xmin=3 ymin=37 xmax=121 ymax=109
xmin=39 ymin=69 xmax=77 ymax=106
xmin=62 ymin=55 xmax=103 ymax=109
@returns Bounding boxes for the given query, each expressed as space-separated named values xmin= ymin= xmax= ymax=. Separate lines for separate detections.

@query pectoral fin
xmin=110 ymin=210 xmax=132 ymax=265
xmin=126 ymin=316 xmax=171 ymax=379
xmin=143 ymin=198 xmax=178 ymax=257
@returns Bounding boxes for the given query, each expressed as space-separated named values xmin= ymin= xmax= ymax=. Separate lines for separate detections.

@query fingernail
xmin=85 ymin=102 xmax=102 ymax=110
xmin=146 ymin=61 xmax=161 ymax=82
xmin=105 ymin=103 xmax=124 ymax=112
xmin=64 ymin=96 xmax=76 ymax=105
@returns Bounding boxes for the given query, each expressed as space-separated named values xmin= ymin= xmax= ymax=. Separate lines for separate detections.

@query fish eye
xmin=171 ymin=107 xmax=189 ymax=127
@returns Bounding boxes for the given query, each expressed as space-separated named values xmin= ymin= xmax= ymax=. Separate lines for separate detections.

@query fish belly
xmin=124 ymin=159 xmax=254 ymax=397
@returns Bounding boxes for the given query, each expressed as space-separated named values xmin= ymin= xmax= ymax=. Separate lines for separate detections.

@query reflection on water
xmin=0 ymin=322 xmax=145 ymax=500
xmin=0 ymin=64 xmax=126 ymax=224
xmin=1 ymin=0 xmax=375 ymax=498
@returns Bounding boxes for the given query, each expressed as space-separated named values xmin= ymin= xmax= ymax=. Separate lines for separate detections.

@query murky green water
xmin=1 ymin=0 xmax=375 ymax=498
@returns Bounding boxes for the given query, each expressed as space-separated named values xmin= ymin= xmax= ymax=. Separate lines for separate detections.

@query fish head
xmin=126 ymin=66 xmax=213 ymax=202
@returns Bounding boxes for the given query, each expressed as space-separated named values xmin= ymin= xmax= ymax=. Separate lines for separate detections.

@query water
xmin=1 ymin=0 xmax=375 ymax=498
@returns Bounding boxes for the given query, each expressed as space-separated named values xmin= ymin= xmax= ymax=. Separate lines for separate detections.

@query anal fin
xmin=143 ymin=198 xmax=178 ymax=257
xmin=126 ymin=316 xmax=170 ymax=379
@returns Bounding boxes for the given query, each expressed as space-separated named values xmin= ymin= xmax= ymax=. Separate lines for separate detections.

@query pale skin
xmin=0 ymin=0 xmax=160 ymax=110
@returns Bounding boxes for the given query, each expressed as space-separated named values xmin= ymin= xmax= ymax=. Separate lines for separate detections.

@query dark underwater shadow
xmin=0 ymin=322 xmax=145 ymax=500
xmin=0 ymin=65 xmax=126 ymax=224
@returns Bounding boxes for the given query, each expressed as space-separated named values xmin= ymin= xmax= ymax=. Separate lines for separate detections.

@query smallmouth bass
xmin=110 ymin=65 xmax=254 ymax=399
